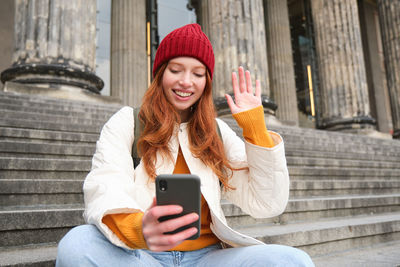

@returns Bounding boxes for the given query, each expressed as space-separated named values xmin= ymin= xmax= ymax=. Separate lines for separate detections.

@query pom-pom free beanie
xmin=152 ymin=23 xmax=215 ymax=79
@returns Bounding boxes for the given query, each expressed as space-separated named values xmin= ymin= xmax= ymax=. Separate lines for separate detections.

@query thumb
xmin=225 ymin=94 xmax=237 ymax=114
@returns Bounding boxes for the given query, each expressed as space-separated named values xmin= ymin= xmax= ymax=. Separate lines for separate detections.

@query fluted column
xmin=198 ymin=0 xmax=276 ymax=116
xmin=0 ymin=0 xmax=103 ymax=93
xmin=377 ymin=0 xmax=400 ymax=139
xmin=111 ymin=0 xmax=147 ymax=107
xmin=311 ymin=0 xmax=375 ymax=131
xmin=265 ymin=0 xmax=298 ymax=126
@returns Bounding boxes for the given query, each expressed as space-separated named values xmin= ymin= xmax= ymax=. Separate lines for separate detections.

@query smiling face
xmin=162 ymin=57 xmax=207 ymax=122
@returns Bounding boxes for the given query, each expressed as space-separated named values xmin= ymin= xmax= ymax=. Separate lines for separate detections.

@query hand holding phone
xmin=141 ymin=174 xmax=201 ymax=251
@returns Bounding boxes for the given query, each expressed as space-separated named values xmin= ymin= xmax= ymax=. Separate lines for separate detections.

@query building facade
xmin=0 ymin=0 xmax=399 ymax=139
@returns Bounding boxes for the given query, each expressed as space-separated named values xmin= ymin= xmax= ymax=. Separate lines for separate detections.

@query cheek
xmin=197 ymin=80 xmax=206 ymax=94
xmin=162 ymin=75 xmax=173 ymax=94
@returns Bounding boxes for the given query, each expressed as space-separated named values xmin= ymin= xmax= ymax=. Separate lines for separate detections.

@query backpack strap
xmin=132 ymin=107 xmax=142 ymax=168
xmin=132 ymin=107 xmax=222 ymax=169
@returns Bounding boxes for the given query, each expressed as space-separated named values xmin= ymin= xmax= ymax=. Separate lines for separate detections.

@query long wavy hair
xmin=137 ymin=62 xmax=239 ymax=189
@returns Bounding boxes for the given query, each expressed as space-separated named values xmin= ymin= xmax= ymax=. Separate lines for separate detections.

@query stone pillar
xmin=310 ymin=0 xmax=375 ymax=132
xmin=264 ymin=0 xmax=298 ymax=126
xmin=111 ymin=0 xmax=147 ymax=108
xmin=0 ymin=0 xmax=103 ymax=93
xmin=198 ymin=0 xmax=276 ymax=116
xmin=377 ymin=0 xmax=400 ymax=139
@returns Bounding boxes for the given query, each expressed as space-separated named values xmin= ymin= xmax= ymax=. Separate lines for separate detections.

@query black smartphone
xmin=155 ymin=174 xmax=201 ymax=240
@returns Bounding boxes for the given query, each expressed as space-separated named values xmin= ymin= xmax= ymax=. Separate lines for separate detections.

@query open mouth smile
xmin=174 ymin=90 xmax=193 ymax=97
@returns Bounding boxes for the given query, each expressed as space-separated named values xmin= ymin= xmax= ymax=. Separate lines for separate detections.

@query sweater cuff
xmin=102 ymin=212 xmax=148 ymax=249
xmin=232 ymin=106 xmax=275 ymax=148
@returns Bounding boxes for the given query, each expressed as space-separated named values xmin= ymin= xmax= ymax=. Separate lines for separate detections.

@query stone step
xmin=0 ymin=101 xmax=116 ymax=121
xmin=0 ymin=243 xmax=57 ymax=267
xmin=0 ymin=170 xmax=87 ymax=180
xmin=0 ymin=205 xmax=84 ymax=247
xmin=285 ymin=142 xmax=400 ymax=157
xmin=272 ymin=124 xmax=394 ymax=143
xmin=287 ymin=156 xmax=399 ymax=169
xmin=0 ymin=127 xmax=98 ymax=145
xmin=235 ymin=212 xmax=400 ymax=257
xmin=312 ymin=239 xmax=400 ymax=267
xmin=2 ymin=179 xmax=398 ymax=208
xmin=280 ymin=131 xmax=398 ymax=145
xmin=0 ymin=157 xmax=91 ymax=172
xmin=285 ymin=149 xmax=400 ymax=163
xmin=288 ymin=166 xmax=400 ymax=179
xmin=0 ymin=91 xmax=121 ymax=113
xmin=2 ymin=109 xmax=106 ymax=127
xmin=224 ymin=194 xmax=400 ymax=227
xmin=0 ymin=118 xmax=101 ymax=134
xmin=0 ymin=141 xmax=94 ymax=159
xmin=275 ymin=123 xmax=398 ymax=145
xmin=290 ymin=180 xmax=400 ymax=197
xmin=0 ymin=179 xmax=83 ymax=206
xmin=227 ymin=119 xmax=400 ymax=158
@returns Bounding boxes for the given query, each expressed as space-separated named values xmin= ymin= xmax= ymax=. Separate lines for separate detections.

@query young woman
xmin=56 ymin=23 xmax=314 ymax=266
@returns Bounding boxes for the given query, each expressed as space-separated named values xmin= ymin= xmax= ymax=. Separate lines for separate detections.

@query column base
xmin=318 ymin=116 xmax=376 ymax=131
xmin=1 ymin=63 xmax=104 ymax=94
xmin=393 ymin=129 xmax=400 ymax=139
xmin=2 ymin=81 xmax=121 ymax=105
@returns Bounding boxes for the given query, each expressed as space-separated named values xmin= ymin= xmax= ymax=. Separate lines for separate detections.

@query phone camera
xmin=159 ymin=180 xmax=167 ymax=191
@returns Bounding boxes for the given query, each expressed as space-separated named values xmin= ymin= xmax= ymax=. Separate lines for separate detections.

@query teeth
xmin=175 ymin=91 xmax=192 ymax=97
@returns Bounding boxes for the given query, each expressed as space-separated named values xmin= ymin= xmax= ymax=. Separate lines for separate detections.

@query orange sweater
xmin=102 ymin=106 xmax=276 ymax=250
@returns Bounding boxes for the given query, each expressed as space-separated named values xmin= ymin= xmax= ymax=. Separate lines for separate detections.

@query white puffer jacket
xmin=83 ymin=106 xmax=289 ymax=249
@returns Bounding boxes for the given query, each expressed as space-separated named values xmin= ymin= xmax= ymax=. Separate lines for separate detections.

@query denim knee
xmin=240 ymin=244 xmax=314 ymax=267
xmin=56 ymin=225 xmax=101 ymax=267
xmin=261 ymin=245 xmax=314 ymax=267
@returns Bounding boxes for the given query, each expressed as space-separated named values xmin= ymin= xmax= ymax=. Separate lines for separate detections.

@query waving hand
xmin=225 ymin=66 xmax=262 ymax=114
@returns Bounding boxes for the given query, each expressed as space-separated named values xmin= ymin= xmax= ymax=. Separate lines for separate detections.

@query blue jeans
xmin=56 ymin=225 xmax=314 ymax=267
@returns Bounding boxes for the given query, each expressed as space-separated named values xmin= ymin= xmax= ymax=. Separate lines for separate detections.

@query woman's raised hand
xmin=142 ymin=197 xmax=199 ymax=252
xmin=225 ymin=66 xmax=262 ymax=114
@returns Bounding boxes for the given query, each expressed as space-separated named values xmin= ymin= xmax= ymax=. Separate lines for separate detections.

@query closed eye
xmin=169 ymin=69 xmax=180 ymax=74
xmin=194 ymin=73 xmax=205 ymax=78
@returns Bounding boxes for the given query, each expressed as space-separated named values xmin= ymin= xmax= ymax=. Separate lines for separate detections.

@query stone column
xmin=198 ymin=0 xmax=276 ymax=116
xmin=111 ymin=0 xmax=147 ymax=108
xmin=310 ymin=0 xmax=375 ymax=132
xmin=377 ymin=0 xmax=400 ymax=139
xmin=264 ymin=0 xmax=298 ymax=126
xmin=0 ymin=0 xmax=103 ymax=93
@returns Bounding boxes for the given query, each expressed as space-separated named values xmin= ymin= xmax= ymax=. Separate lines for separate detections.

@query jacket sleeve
xmin=83 ymin=106 xmax=142 ymax=248
xmin=217 ymin=118 xmax=290 ymax=219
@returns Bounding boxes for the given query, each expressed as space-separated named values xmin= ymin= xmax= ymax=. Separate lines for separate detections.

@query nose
xmin=179 ymin=72 xmax=193 ymax=87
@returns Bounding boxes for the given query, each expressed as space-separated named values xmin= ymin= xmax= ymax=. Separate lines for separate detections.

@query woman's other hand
xmin=142 ymin=198 xmax=199 ymax=252
xmin=225 ymin=66 xmax=262 ymax=114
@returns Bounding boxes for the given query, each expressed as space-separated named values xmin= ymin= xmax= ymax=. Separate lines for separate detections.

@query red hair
xmin=137 ymin=63 xmax=239 ymax=189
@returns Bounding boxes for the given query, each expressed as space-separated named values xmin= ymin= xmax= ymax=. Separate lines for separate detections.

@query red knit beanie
xmin=153 ymin=23 xmax=215 ymax=79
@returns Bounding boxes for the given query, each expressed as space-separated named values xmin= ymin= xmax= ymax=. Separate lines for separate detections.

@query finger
xmin=231 ymin=71 xmax=239 ymax=99
xmin=255 ymin=79 xmax=261 ymax=98
xmin=238 ymin=67 xmax=246 ymax=93
xmin=158 ymin=212 xmax=199 ymax=234
xmin=245 ymin=70 xmax=253 ymax=94
xmin=147 ymin=227 xmax=198 ymax=252
xmin=144 ymin=205 xmax=183 ymax=223
xmin=225 ymin=94 xmax=238 ymax=114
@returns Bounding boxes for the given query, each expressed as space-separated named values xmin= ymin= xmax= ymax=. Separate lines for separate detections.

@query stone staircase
xmin=223 ymin=119 xmax=400 ymax=257
xmin=0 ymin=90 xmax=400 ymax=266
xmin=0 ymin=90 xmax=121 ymax=266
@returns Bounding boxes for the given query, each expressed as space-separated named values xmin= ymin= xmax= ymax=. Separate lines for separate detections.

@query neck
xmin=179 ymin=109 xmax=191 ymax=123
